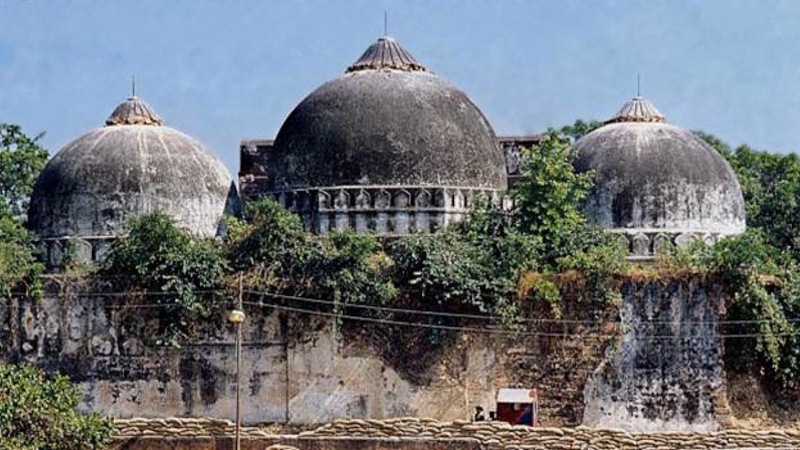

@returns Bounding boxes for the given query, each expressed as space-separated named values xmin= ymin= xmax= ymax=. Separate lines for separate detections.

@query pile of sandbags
xmin=114 ymin=417 xmax=800 ymax=449
xmin=301 ymin=417 xmax=800 ymax=449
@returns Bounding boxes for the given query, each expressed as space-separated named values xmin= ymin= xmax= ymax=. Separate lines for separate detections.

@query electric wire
xmin=6 ymin=287 xmax=800 ymax=336
xmin=242 ymin=299 xmax=800 ymax=341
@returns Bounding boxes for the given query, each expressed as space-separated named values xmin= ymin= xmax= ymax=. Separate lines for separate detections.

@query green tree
xmin=226 ymin=198 xmax=325 ymax=295
xmin=0 ymin=124 xmax=47 ymax=297
xmin=0 ymin=124 xmax=49 ymax=220
xmin=391 ymin=202 xmax=540 ymax=324
xmin=697 ymin=132 xmax=800 ymax=261
xmin=0 ymin=215 xmax=42 ymax=297
xmin=102 ymin=213 xmax=228 ymax=345
xmin=511 ymin=130 xmax=595 ymax=259
xmin=0 ymin=363 xmax=113 ymax=450
xmin=559 ymin=119 xmax=603 ymax=142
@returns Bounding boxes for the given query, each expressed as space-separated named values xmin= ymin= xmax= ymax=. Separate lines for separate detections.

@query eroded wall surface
xmin=1 ymin=278 xmax=727 ymax=431
xmin=583 ymin=278 xmax=725 ymax=431
xmin=0 ymin=282 xmax=496 ymax=424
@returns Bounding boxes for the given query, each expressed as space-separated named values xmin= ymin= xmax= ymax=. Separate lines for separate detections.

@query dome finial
xmin=131 ymin=75 xmax=136 ymax=98
xmin=606 ymin=95 xmax=666 ymax=124
xmin=105 ymin=95 xmax=164 ymax=126
xmin=346 ymin=36 xmax=428 ymax=73
xmin=637 ymin=72 xmax=640 ymax=97
xmin=384 ymin=10 xmax=388 ymax=37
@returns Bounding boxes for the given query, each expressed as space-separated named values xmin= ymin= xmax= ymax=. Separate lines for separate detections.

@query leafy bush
xmin=319 ymin=230 xmax=396 ymax=311
xmin=661 ymin=231 xmax=800 ymax=388
xmin=102 ymin=213 xmax=228 ymax=345
xmin=391 ymin=202 xmax=539 ymax=325
xmin=0 ymin=363 xmax=113 ymax=450
xmin=0 ymin=214 xmax=42 ymax=298
xmin=227 ymin=198 xmax=396 ymax=314
xmin=227 ymin=198 xmax=325 ymax=294
xmin=511 ymin=131 xmax=595 ymax=260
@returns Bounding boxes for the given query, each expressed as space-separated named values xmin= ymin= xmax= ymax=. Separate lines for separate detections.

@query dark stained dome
xmin=29 ymin=96 xmax=236 ymax=240
xmin=573 ymin=96 xmax=745 ymax=234
xmin=269 ymin=37 xmax=506 ymax=191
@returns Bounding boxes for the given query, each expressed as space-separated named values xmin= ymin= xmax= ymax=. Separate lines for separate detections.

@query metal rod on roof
xmin=132 ymin=75 xmax=136 ymax=97
xmin=384 ymin=10 xmax=388 ymax=36
xmin=637 ymin=73 xmax=640 ymax=97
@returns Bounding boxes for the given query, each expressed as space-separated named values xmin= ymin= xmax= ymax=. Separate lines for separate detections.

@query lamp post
xmin=228 ymin=284 xmax=246 ymax=450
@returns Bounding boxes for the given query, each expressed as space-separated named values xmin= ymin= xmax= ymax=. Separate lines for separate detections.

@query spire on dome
xmin=346 ymin=37 xmax=428 ymax=73
xmin=105 ymin=96 xmax=164 ymax=126
xmin=605 ymin=96 xmax=666 ymax=124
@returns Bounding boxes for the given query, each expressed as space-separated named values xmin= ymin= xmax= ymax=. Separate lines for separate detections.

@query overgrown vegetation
xmin=659 ymin=132 xmax=800 ymax=391
xmin=101 ymin=213 xmax=228 ymax=345
xmin=0 ymin=124 xmax=46 ymax=297
xmin=391 ymin=202 xmax=539 ymax=325
xmin=0 ymin=363 xmax=113 ymax=450
xmin=512 ymin=131 xmax=628 ymax=314
xmin=227 ymin=199 xmax=396 ymax=314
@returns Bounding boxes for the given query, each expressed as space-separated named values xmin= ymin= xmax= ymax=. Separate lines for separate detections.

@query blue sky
xmin=1 ymin=0 xmax=799 ymax=175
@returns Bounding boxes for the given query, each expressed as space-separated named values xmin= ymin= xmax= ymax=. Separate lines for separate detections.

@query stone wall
xmin=1 ymin=277 xmax=727 ymax=431
xmin=583 ymin=278 xmax=726 ymax=431
xmin=0 ymin=279 xmax=499 ymax=424
xmin=112 ymin=417 xmax=800 ymax=450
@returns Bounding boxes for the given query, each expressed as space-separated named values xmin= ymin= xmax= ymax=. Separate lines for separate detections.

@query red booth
xmin=496 ymin=388 xmax=538 ymax=426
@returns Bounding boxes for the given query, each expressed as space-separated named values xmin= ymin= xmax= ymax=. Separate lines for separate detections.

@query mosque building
xmin=27 ymin=35 xmax=745 ymax=265
xmin=28 ymin=95 xmax=238 ymax=267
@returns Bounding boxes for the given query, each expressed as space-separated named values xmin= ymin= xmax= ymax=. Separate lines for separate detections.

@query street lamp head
xmin=228 ymin=309 xmax=246 ymax=324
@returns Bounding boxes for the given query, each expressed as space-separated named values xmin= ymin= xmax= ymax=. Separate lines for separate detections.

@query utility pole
xmin=228 ymin=276 xmax=246 ymax=450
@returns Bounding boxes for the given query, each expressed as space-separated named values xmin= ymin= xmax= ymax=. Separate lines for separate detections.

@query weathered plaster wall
xmin=1 ymin=277 xmax=727 ymax=431
xmin=0 ymin=281 xmax=498 ymax=424
xmin=583 ymin=278 xmax=725 ymax=431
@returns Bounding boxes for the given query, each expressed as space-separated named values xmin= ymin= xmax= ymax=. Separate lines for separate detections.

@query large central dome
xmin=268 ymin=36 xmax=506 ymax=191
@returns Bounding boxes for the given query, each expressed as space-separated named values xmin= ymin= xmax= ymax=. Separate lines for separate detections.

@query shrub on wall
xmin=661 ymin=230 xmax=800 ymax=389
xmin=0 ymin=215 xmax=41 ymax=298
xmin=0 ymin=363 xmax=113 ymax=450
xmin=391 ymin=203 xmax=539 ymax=325
xmin=101 ymin=213 xmax=228 ymax=345
xmin=227 ymin=198 xmax=396 ymax=315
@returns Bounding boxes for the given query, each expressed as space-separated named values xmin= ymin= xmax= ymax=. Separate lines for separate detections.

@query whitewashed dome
xmin=573 ymin=96 xmax=745 ymax=237
xmin=29 ymin=96 xmax=237 ymax=257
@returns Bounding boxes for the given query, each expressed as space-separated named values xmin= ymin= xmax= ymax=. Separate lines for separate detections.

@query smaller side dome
xmin=573 ymin=96 xmax=745 ymax=256
xmin=29 ymin=95 xmax=237 ymax=267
